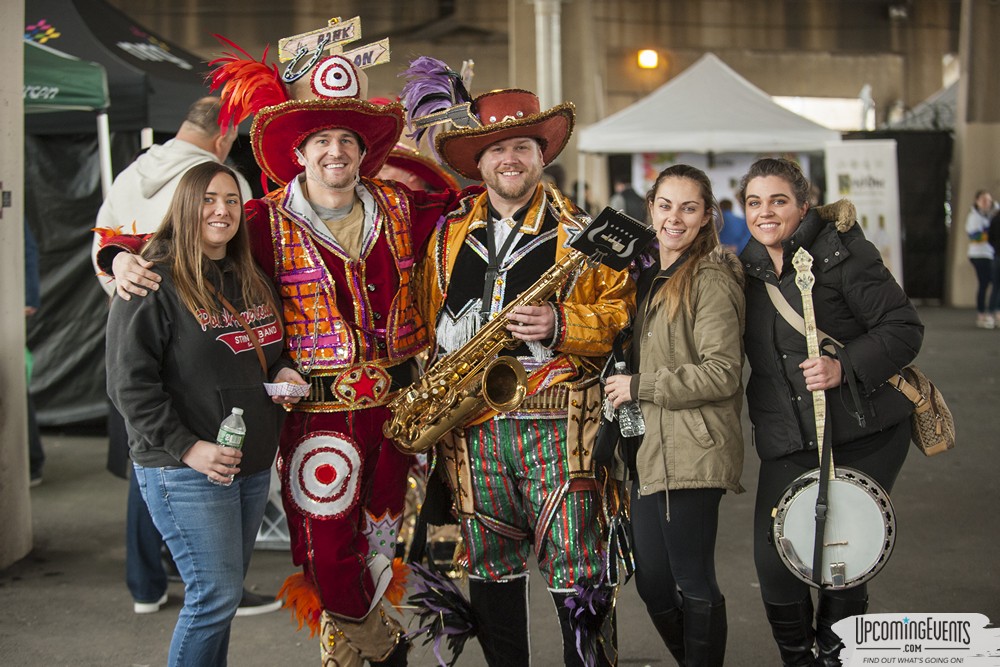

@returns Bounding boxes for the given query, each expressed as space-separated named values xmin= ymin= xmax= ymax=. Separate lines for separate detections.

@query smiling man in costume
xmin=98 ymin=39 xmax=475 ymax=666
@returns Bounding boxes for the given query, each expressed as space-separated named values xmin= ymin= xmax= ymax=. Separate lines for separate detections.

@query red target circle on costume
xmin=285 ymin=432 xmax=362 ymax=520
xmin=311 ymin=55 xmax=360 ymax=99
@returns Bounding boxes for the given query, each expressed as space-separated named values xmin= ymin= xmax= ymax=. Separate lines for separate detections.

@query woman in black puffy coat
xmin=738 ymin=158 xmax=923 ymax=666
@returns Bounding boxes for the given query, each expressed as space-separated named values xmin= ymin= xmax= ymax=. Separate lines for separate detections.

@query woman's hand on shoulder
xmin=800 ymin=356 xmax=842 ymax=391
xmin=181 ymin=440 xmax=242 ymax=483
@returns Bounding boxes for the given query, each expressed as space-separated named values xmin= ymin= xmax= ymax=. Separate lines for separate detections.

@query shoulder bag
xmin=765 ymin=282 xmax=954 ymax=456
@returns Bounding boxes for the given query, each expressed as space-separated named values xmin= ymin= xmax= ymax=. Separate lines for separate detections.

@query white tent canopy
xmin=578 ymin=53 xmax=841 ymax=154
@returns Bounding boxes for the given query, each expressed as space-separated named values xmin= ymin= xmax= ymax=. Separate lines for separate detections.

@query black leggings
xmin=969 ymin=257 xmax=994 ymax=313
xmin=630 ymin=485 xmax=725 ymax=612
xmin=753 ymin=421 xmax=911 ymax=605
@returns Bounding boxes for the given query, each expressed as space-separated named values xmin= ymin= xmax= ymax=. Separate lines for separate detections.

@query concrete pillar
xmin=562 ymin=0 xmax=608 ymax=210
xmin=0 ymin=2 xmax=33 ymax=569
xmin=948 ymin=0 xmax=1000 ymax=307
xmin=510 ymin=0 xmax=605 ymax=208
xmin=533 ymin=0 xmax=563 ymax=111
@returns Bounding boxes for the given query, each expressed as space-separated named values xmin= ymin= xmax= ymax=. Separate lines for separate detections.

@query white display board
xmin=824 ymin=140 xmax=904 ymax=285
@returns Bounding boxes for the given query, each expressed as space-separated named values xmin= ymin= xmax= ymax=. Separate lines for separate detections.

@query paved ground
xmin=1 ymin=306 xmax=997 ymax=667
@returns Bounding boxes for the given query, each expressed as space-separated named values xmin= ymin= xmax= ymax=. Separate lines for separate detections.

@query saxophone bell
xmin=481 ymin=355 xmax=528 ymax=413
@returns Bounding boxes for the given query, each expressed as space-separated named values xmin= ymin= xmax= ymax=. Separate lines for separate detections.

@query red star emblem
xmin=350 ymin=368 xmax=380 ymax=402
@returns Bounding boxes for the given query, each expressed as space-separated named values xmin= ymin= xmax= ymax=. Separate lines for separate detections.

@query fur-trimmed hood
xmin=704 ymin=245 xmax=746 ymax=290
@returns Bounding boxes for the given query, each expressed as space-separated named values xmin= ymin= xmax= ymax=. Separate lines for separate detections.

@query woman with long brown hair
xmin=107 ymin=161 xmax=301 ymax=666
xmin=604 ymin=164 xmax=745 ymax=666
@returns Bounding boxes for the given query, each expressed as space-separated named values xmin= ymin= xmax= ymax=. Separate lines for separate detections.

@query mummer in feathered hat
xmin=398 ymin=56 xmax=635 ymax=667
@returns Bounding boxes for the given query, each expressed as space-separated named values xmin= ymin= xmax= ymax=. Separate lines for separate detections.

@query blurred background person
xmin=608 ymin=175 xmax=647 ymax=221
xmin=24 ymin=220 xmax=44 ymax=487
xmin=718 ymin=198 xmax=751 ymax=255
xmin=376 ymin=141 xmax=460 ymax=194
xmin=988 ymin=206 xmax=1000 ymax=325
xmin=572 ymin=178 xmax=594 ymax=212
xmin=965 ymin=189 xmax=997 ymax=328
xmin=542 ymin=163 xmax=567 ymax=192
xmin=372 ymin=129 xmax=464 ymax=572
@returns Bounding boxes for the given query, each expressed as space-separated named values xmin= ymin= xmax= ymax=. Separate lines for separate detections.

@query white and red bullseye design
xmin=284 ymin=431 xmax=363 ymax=520
xmin=311 ymin=55 xmax=360 ymax=99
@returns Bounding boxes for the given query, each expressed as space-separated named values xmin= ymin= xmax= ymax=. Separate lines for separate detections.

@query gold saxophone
xmin=383 ymin=186 xmax=590 ymax=454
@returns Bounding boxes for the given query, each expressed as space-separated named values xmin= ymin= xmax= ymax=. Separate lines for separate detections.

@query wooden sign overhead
xmin=278 ymin=17 xmax=362 ymax=63
xmin=278 ymin=17 xmax=389 ymax=70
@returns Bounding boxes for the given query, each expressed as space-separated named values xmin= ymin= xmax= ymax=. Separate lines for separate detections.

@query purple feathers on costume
xmin=564 ymin=580 xmax=615 ymax=667
xmin=400 ymin=56 xmax=473 ymax=159
xmin=406 ymin=563 xmax=476 ymax=667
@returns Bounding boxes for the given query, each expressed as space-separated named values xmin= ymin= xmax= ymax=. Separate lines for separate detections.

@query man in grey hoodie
xmin=92 ymin=97 xmax=250 ymax=292
xmin=92 ymin=97 xmax=277 ymax=617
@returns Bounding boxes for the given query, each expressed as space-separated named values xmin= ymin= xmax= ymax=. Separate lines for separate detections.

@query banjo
xmin=771 ymin=248 xmax=896 ymax=590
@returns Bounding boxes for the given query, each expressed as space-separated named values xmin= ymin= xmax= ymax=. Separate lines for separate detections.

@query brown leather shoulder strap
xmin=206 ymin=282 xmax=269 ymax=378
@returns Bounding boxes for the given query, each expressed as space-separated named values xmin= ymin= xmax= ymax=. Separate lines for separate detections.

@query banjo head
xmin=772 ymin=467 xmax=896 ymax=589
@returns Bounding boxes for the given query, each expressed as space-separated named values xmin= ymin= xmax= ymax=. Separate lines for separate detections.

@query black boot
xmin=551 ymin=589 xmax=616 ymax=667
xmin=682 ymin=596 xmax=726 ymax=667
xmin=370 ymin=636 xmax=408 ymax=667
xmin=649 ymin=606 xmax=685 ymax=665
xmin=469 ymin=576 xmax=530 ymax=667
xmin=763 ymin=596 xmax=816 ymax=666
xmin=814 ymin=594 xmax=868 ymax=667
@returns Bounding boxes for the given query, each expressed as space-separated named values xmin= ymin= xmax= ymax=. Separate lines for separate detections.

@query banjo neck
xmin=791 ymin=247 xmax=833 ymax=480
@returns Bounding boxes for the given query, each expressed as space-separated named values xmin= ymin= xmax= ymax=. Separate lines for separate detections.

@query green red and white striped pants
xmin=461 ymin=417 xmax=605 ymax=588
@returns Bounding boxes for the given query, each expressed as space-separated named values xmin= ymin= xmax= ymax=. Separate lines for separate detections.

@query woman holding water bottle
xmin=603 ymin=164 xmax=745 ymax=667
xmin=107 ymin=162 xmax=302 ymax=666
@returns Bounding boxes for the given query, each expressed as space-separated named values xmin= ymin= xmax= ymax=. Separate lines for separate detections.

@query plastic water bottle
xmin=613 ymin=362 xmax=646 ymax=438
xmin=209 ymin=407 xmax=245 ymax=485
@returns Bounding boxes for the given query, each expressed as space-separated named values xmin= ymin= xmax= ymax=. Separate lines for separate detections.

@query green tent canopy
xmin=24 ymin=39 xmax=109 ymax=113
xmin=23 ymin=39 xmax=113 ymax=195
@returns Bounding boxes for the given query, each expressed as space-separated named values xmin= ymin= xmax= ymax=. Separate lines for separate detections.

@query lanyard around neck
xmin=480 ymin=216 xmax=525 ymax=323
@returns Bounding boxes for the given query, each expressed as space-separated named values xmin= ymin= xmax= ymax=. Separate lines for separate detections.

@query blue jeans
xmin=126 ymin=470 xmax=168 ymax=603
xmin=135 ymin=464 xmax=270 ymax=667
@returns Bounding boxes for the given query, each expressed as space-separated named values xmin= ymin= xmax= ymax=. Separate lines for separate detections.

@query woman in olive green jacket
xmin=605 ymin=164 xmax=745 ymax=667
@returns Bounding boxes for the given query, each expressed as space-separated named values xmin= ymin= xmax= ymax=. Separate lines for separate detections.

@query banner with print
xmin=825 ymin=140 xmax=904 ymax=285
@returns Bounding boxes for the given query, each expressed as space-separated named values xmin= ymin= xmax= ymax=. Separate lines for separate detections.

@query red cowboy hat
xmin=252 ymin=96 xmax=404 ymax=186
xmin=210 ymin=43 xmax=403 ymax=186
xmin=434 ymin=89 xmax=574 ymax=181
xmin=383 ymin=143 xmax=460 ymax=192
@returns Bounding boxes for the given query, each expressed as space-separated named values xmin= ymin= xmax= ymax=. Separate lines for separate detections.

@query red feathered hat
xmin=209 ymin=37 xmax=403 ymax=187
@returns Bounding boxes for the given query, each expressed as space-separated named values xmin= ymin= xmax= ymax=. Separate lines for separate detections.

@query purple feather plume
xmin=564 ymin=579 xmax=615 ymax=667
xmin=406 ymin=563 xmax=476 ymax=667
xmin=400 ymin=56 xmax=473 ymax=159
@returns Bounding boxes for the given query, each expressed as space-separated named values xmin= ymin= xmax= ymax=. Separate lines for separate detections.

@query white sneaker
xmin=133 ymin=592 xmax=168 ymax=614
xmin=976 ymin=313 xmax=996 ymax=329
xmin=234 ymin=590 xmax=282 ymax=617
